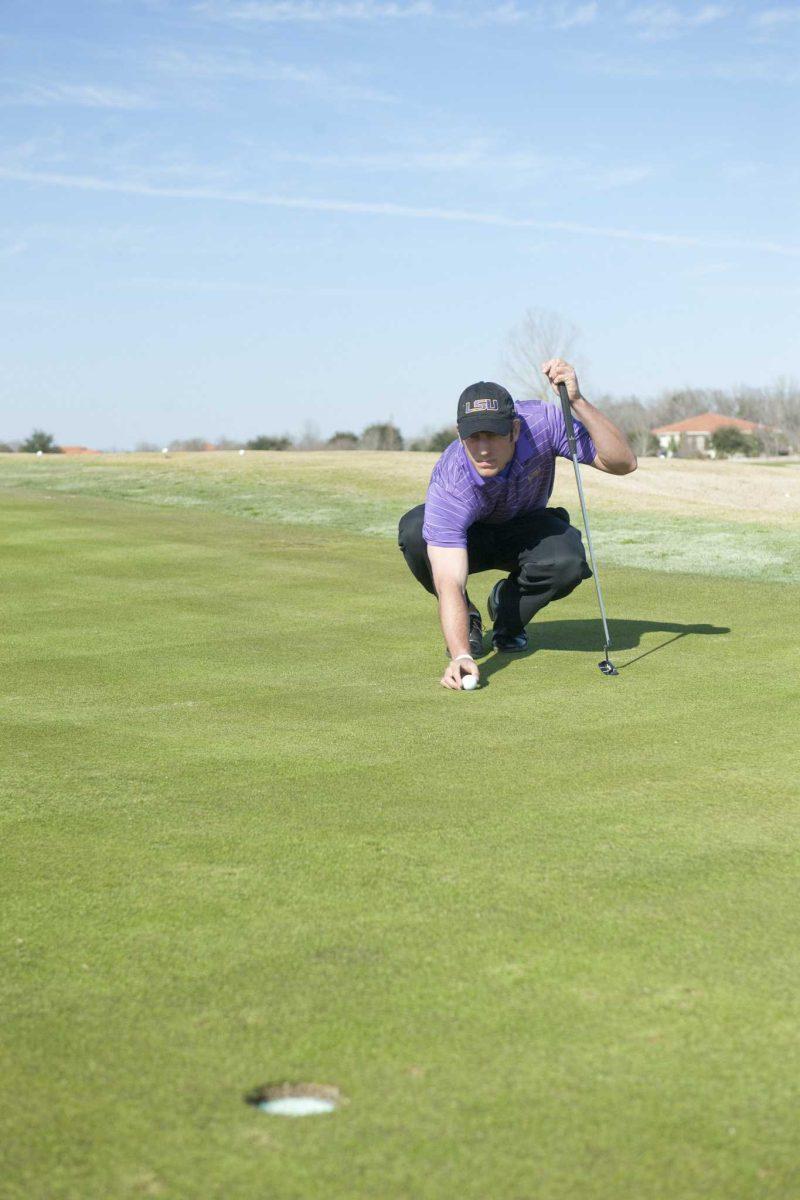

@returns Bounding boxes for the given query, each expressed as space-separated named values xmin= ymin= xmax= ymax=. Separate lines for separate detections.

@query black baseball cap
xmin=457 ymin=382 xmax=515 ymax=438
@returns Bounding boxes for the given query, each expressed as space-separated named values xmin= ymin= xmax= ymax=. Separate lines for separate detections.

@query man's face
xmin=461 ymin=421 xmax=520 ymax=477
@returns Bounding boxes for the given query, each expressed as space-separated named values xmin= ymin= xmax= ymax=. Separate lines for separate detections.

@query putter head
xmin=598 ymin=658 xmax=619 ymax=677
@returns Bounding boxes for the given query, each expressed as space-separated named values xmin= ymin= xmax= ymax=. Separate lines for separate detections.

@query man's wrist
xmin=452 ymin=653 xmax=474 ymax=663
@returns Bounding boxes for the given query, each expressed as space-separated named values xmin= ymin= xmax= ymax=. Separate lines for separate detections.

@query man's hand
xmin=440 ymin=657 xmax=480 ymax=691
xmin=541 ymin=358 xmax=581 ymax=405
xmin=542 ymin=357 xmax=637 ymax=475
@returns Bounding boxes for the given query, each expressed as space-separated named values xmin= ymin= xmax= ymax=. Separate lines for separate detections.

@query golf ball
xmin=461 ymin=675 xmax=479 ymax=691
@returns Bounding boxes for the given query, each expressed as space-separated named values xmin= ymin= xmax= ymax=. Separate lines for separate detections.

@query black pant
xmin=398 ymin=504 xmax=592 ymax=634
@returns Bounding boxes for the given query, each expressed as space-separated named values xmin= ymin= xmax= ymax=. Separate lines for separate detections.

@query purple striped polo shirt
xmin=422 ymin=399 xmax=596 ymax=548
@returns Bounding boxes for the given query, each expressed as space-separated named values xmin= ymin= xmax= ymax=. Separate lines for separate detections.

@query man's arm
xmin=427 ymin=545 xmax=481 ymax=691
xmin=541 ymin=358 xmax=637 ymax=475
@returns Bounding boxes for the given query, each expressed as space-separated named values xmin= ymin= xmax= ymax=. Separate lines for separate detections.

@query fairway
xmin=2 ymin=457 xmax=799 ymax=1199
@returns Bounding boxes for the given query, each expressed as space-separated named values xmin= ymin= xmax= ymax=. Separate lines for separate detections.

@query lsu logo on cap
xmin=465 ymin=398 xmax=499 ymax=414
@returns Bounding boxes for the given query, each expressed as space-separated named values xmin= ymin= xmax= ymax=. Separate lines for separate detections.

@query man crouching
xmin=398 ymin=360 xmax=637 ymax=690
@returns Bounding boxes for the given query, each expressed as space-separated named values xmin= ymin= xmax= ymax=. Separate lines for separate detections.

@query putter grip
xmin=557 ymin=382 xmax=579 ymax=456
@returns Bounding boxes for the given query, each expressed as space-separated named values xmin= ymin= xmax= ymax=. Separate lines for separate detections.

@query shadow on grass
xmin=478 ymin=619 xmax=730 ymax=683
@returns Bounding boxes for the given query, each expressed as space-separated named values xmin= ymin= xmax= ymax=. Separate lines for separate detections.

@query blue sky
xmin=1 ymin=0 xmax=798 ymax=447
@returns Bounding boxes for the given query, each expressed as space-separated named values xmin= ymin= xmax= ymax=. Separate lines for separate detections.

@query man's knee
xmin=518 ymin=532 xmax=590 ymax=595
xmin=398 ymin=504 xmax=426 ymax=554
xmin=551 ymin=544 xmax=591 ymax=594
xmin=398 ymin=504 xmax=436 ymax=595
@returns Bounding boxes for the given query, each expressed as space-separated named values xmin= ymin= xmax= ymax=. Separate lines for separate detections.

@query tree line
xmin=0 ymin=430 xmax=64 ymax=454
xmin=4 ymin=385 xmax=798 ymax=459
xmin=155 ymin=383 xmax=800 ymax=457
xmin=164 ymin=424 xmax=459 ymax=453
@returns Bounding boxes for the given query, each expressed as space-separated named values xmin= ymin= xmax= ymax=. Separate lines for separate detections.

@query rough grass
xmin=2 ymin=476 xmax=799 ymax=1200
xmin=2 ymin=452 xmax=800 ymax=582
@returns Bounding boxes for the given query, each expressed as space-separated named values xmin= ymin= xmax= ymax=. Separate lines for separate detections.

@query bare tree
xmin=504 ymin=308 xmax=583 ymax=401
xmin=296 ymin=421 xmax=324 ymax=451
xmin=592 ymin=394 xmax=655 ymax=457
xmin=651 ymin=388 xmax=735 ymax=427
xmin=735 ymin=378 xmax=800 ymax=452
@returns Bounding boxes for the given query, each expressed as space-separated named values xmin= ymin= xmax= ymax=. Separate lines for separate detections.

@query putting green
xmin=1 ymin=475 xmax=798 ymax=1200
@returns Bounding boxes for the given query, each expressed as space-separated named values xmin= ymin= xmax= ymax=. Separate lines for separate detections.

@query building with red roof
xmin=651 ymin=412 xmax=763 ymax=458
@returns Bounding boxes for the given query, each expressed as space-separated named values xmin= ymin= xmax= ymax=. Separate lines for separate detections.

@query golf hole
xmin=245 ymin=1082 xmax=342 ymax=1118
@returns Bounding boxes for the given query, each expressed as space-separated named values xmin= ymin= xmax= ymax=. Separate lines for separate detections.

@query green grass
xmin=1 ymin=465 xmax=799 ymax=1199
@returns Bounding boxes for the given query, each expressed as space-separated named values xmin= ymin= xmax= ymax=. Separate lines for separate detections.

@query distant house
xmin=651 ymin=412 xmax=762 ymax=459
xmin=61 ymin=445 xmax=101 ymax=455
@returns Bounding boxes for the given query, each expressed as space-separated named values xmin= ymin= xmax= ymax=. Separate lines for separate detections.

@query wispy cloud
xmin=750 ymin=6 xmax=800 ymax=30
xmin=273 ymin=142 xmax=652 ymax=188
xmin=0 ymin=221 xmax=159 ymax=253
xmin=195 ymin=0 xmax=598 ymax=25
xmin=0 ymin=239 xmax=27 ymax=259
xmin=579 ymin=49 xmax=798 ymax=84
xmin=195 ymin=0 xmax=435 ymax=21
xmin=553 ymin=1 xmax=597 ymax=29
xmin=0 ymin=82 xmax=155 ymax=110
xmin=625 ymin=3 xmax=729 ymax=41
xmin=121 ymin=274 xmax=372 ymax=296
xmin=466 ymin=1 xmax=597 ymax=24
xmin=702 ymin=56 xmax=799 ymax=82
xmin=1 ymin=164 xmax=797 ymax=258
xmin=589 ymin=164 xmax=653 ymax=189
xmin=152 ymin=46 xmax=395 ymax=102
xmin=274 ymin=145 xmax=498 ymax=170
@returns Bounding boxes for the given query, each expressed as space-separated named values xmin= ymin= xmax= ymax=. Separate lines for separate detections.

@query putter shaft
xmin=557 ymin=383 xmax=616 ymax=666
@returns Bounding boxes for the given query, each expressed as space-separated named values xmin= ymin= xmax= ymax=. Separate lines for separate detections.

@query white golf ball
xmin=461 ymin=675 xmax=479 ymax=691
xmin=238 ymin=448 xmax=245 ymax=455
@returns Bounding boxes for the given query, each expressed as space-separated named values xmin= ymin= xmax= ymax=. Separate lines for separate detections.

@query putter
xmin=557 ymin=382 xmax=618 ymax=677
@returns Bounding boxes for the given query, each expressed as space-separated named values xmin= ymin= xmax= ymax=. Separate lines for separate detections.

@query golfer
xmin=398 ymin=360 xmax=637 ymax=690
